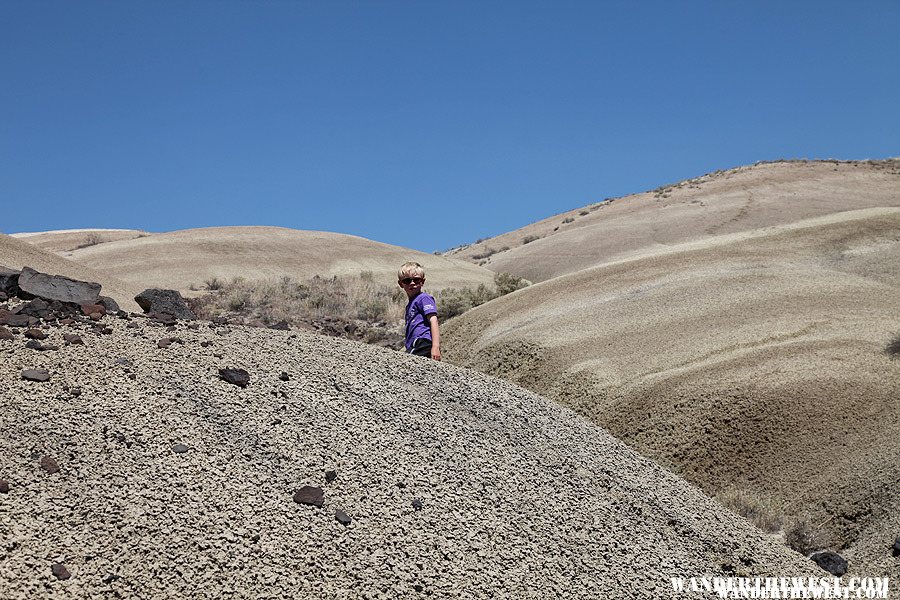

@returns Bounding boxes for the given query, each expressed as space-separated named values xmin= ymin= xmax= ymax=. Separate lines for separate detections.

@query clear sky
xmin=2 ymin=1 xmax=898 ymax=252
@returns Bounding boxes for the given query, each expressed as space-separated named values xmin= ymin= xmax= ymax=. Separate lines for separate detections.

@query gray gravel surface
xmin=1 ymin=317 xmax=816 ymax=598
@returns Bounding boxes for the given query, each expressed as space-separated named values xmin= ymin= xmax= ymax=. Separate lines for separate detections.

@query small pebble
xmin=51 ymin=563 xmax=71 ymax=580
xmin=171 ymin=443 xmax=189 ymax=454
xmin=335 ymin=509 xmax=352 ymax=525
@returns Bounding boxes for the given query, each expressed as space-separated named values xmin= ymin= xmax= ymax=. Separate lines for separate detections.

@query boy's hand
xmin=431 ymin=347 xmax=441 ymax=361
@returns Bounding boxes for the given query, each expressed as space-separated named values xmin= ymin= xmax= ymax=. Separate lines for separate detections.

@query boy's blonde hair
xmin=398 ymin=261 xmax=425 ymax=280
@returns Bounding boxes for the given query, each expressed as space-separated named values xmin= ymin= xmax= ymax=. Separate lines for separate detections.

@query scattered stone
xmin=171 ymin=443 xmax=189 ymax=454
xmin=51 ymin=563 xmax=71 ymax=580
xmin=126 ymin=322 xmax=140 ymax=329
xmin=100 ymin=327 xmax=113 ymax=335
xmin=270 ymin=320 xmax=290 ymax=330
xmin=325 ymin=470 xmax=337 ymax=483
xmin=18 ymin=267 xmax=101 ymax=305
xmin=412 ymin=499 xmax=423 ymax=511
xmin=187 ymin=322 xmax=200 ymax=330
xmin=134 ymin=289 xmax=196 ymax=320
xmin=0 ymin=310 xmax=30 ymax=328
xmin=0 ymin=267 xmax=20 ymax=297
xmin=810 ymin=551 xmax=848 ymax=576
xmin=219 ymin=368 xmax=250 ymax=388
xmin=0 ymin=326 xmax=14 ymax=341
xmin=40 ymin=455 xmax=60 ymax=474
xmin=24 ymin=328 xmax=48 ymax=340
xmin=200 ymin=341 xmax=212 ymax=347
xmin=25 ymin=339 xmax=46 ymax=351
xmin=148 ymin=311 xmax=176 ymax=326
xmin=157 ymin=338 xmax=172 ymax=349
xmin=98 ymin=296 xmax=120 ymax=314
xmin=0 ymin=291 xmax=5 ymax=301
xmin=102 ymin=573 xmax=120 ymax=584
xmin=293 ymin=486 xmax=324 ymax=507
xmin=58 ymin=318 xmax=75 ymax=326
xmin=279 ymin=371 xmax=290 ymax=381
xmin=90 ymin=313 xmax=102 ymax=321
xmin=81 ymin=303 xmax=106 ymax=317
xmin=64 ymin=333 xmax=84 ymax=345
xmin=335 ymin=509 xmax=352 ymax=525
xmin=0 ymin=480 xmax=9 ymax=493
xmin=892 ymin=537 xmax=900 ymax=557
xmin=21 ymin=369 xmax=51 ymax=382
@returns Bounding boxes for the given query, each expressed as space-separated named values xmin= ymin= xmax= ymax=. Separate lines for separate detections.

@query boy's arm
xmin=427 ymin=314 xmax=441 ymax=361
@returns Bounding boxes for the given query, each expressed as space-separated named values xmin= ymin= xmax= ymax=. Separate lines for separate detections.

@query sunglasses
xmin=400 ymin=277 xmax=424 ymax=285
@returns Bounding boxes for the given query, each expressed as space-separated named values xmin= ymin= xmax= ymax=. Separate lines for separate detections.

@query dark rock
xmin=325 ymin=470 xmax=337 ymax=483
xmin=64 ymin=334 xmax=84 ymax=345
xmin=25 ymin=339 xmax=45 ymax=350
xmin=18 ymin=267 xmax=101 ymax=305
xmin=58 ymin=318 xmax=75 ymax=326
xmin=200 ymin=341 xmax=212 ymax=347
xmin=99 ymin=296 xmax=120 ymax=314
xmin=40 ymin=455 xmax=60 ymax=474
xmin=134 ymin=289 xmax=195 ymax=320
xmin=279 ymin=371 xmax=290 ymax=381
xmin=335 ymin=509 xmax=352 ymax=525
xmin=219 ymin=368 xmax=250 ymax=388
xmin=0 ymin=479 xmax=9 ymax=493
xmin=102 ymin=573 xmax=120 ymax=584
xmin=0 ymin=267 xmax=20 ymax=297
xmin=126 ymin=321 xmax=140 ymax=329
xmin=100 ymin=327 xmax=113 ymax=335
xmin=24 ymin=328 xmax=47 ymax=340
xmin=21 ymin=368 xmax=51 ymax=382
xmin=171 ymin=443 xmax=189 ymax=454
xmin=0 ymin=326 xmax=13 ymax=340
xmin=51 ymin=563 xmax=71 ymax=580
xmin=892 ymin=537 xmax=900 ymax=557
xmin=293 ymin=486 xmax=324 ymax=507
xmin=157 ymin=338 xmax=172 ymax=349
xmin=810 ymin=551 xmax=848 ymax=576
xmin=412 ymin=499 xmax=423 ymax=511
xmin=90 ymin=313 xmax=102 ymax=321
xmin=0 ymin=310 xmax=30 ymax=328
xmin=149 ymin=311 xmax=176 ymax=326
xmin=0 ymin=291 xmax=6 ymax=301
xmin=270 ymin=320 xmax=290 ymax=330
xmin=187 ymin=322 xmax=200 ymax=330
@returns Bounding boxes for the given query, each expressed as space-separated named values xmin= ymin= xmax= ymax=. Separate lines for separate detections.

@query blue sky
xmin=2 ymin=1 xmax=898 ymax=252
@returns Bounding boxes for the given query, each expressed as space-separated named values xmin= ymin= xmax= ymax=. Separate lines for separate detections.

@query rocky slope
xmin=1 ymin=315 xmax=816 ymax=598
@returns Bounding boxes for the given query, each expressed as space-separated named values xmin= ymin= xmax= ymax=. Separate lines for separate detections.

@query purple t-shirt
xmin=405 ymin=292 xmax=437 ymax=351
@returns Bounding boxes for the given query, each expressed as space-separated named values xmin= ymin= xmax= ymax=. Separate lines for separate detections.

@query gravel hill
xmin=1 ymin=316 xmax=815 ymax=598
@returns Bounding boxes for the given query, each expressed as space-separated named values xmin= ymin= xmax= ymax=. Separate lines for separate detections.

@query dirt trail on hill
xmin=0 ymin=316 xmax=817 ymax=598
xmin=443 ymin=208 xmax=900 ymax=579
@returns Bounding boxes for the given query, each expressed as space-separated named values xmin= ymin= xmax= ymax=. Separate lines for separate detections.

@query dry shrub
xmin=717 ymin=488 xmax=783 ymax=533
xmin=886 ymin=334 xmax=900 ymax=357
xmin=437 ymin=272 xmax=529 ymax=320
xmin=522 ymin=234 xmax=540 ymax=244
xmin=75 ymin=233 xmax=103 ymax=249
xmin=784 ymin=516 xmax=825 ymax=556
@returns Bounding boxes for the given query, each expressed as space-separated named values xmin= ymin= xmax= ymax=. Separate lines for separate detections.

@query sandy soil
xmin=63 ymin=226 xmax=497 ymax=294
xmin=0 ymin=317 xmax=817 ymax=598
xmin=447 ymin=160 xmax=900 ymax=283
xmin=443 ymin=207 xmax=900 ymax=579
xmin=0 ymin=234 xmax=141 ymax=312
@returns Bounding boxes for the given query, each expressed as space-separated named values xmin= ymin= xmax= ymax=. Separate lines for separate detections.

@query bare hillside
xmin=0 ymin=234 xmax=141 ymax=312
xmin=443 ymin=207 xmax=900 ymax=578
xmin=64 ymin=226 xmax=496 ymax=294
xmin=448 ymin=160 xmax=900 ymax=283
xmin=10 ymin=229 xmax=150 ymax=254
xmin=0 ymin=317 xmax=816 ymax=598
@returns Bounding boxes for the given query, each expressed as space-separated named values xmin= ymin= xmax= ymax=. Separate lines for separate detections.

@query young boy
xmin=398 ymin=262 xmax=441 ymax=360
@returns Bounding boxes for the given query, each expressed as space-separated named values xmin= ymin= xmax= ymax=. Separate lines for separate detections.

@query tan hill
xmin=0 ymin=233 xmax=141 ymax=312
xmin=448 ymin=159 xmax=900 ymax=283
xmin=10 ymin=229 xmax=150 ymax=254
xmin=63 ymin=226 xmax=497 ymax=294
xmin=443 ymin=207 xmax=900 ymax=578
xmin=0 ymin=315 xmax=817 ymax=598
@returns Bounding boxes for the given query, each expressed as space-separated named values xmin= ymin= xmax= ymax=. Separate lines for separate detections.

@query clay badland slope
xmin=443 ymin=207 xmax=900 ymax=577
xmin=0 ymin=233 xmax=141 ymax=312
xmin=0 ymin=317 xmax=816 ymax=598
xmin=448 ymin=160 xmax=900 ymax=283
xmin=64 ymin=227 xmax=496 ymax=294
xmin=10 ymin=229 xmax=150 ymax=254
